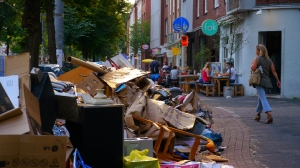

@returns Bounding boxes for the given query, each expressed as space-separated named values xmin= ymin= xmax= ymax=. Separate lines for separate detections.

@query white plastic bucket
xmin=223 ymin=86 xmax=234 ymax=98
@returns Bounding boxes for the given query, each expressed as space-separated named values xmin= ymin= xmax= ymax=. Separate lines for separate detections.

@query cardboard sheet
xmin=58 ymin=66 xmax=93 ymax=84
xmin=0 ymin=53 xmax=30 ymax=108
xmin=76 ymin=73 xmax=105 ymax=96
xmin=0 ymin=75 xmax=19 ymax=108
xmin=0 ymin=135 xmax=71 ymax=168
xmin=24 ymin=85 xmax=43 ymax=135
xmin=160 ymin=104 xmax=196 ymax=130
xmin=0 ymin=109 xmax=30 ymax=135
xmin=101 ymin=67 xmax=149 ymax=89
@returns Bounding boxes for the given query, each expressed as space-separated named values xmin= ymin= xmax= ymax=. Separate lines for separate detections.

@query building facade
xmin=128 ymin=0 xmax=300 ymax=98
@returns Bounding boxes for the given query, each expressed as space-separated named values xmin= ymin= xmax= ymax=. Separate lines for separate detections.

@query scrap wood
xmin=205 ymin=154 xmax=228 ymax=162
xmin=67 ymin=56 xmax=110 ymax=75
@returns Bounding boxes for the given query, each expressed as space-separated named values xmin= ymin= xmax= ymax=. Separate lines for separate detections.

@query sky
xmin=126 ymin=0 xmax=135 ymax=4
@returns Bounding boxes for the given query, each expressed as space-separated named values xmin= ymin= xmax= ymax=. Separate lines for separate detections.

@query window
xmin=204 ymin=0 xmax=208 ymax=14
xmin=197 ymin=0 xmax=200 ymax=17
xmin=166 ymin=0 xmax=168 ymax=6
xmin=169 ymin=0 xmax=172 ymax=15
xmin=214 ymin=0 xmax=219 ymax=8
xmin=165 ymin=19 xmax=168 ymax=36
xmin=172 ymin=0 xmax=175 ymax=13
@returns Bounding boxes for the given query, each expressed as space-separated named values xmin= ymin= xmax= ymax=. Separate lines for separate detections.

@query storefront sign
xmin=172 ymin=47 xmax=180 ymax=56
xmin=142 ymin=44 xmax=149 ymax=50
xmin=201 ymin=19 xmax=218 ymax=36
xmin=152 ymin=48 xmax=161 ymax=55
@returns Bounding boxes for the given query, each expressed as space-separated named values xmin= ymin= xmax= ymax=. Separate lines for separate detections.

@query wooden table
xmin=211 ymin=76 xmax=229 ymax=96
xmin=178 ymin=75 xmax=199 ymax=92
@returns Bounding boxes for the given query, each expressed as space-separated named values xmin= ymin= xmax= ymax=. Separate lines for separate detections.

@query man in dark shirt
xmin=148 ymin=56 xmax=161 ymax=84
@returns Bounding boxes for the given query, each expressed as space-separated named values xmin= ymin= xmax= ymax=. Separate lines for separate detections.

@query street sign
xmin=173 ymin=17 xmax=189 ymax=33
xmin=201 ymin=19 xmax=218 ymax=36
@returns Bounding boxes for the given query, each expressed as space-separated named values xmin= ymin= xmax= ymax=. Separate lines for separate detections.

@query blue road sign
xmin=173 ymin=17 xmax=189 ymax=33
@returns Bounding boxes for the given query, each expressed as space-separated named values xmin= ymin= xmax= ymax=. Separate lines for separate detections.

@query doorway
xmin=258 ymin=31 xmax=282 ymax=95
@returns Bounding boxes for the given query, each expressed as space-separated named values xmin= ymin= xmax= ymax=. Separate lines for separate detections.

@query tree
xmin=21 ymin=0 xmax=42 ymax=69
xmin=64 ymin=6 xmax=95 ymax=58
xmin=129 ymin=19 xmax=150 ymax=55
xmin=44 ymin=0 xmax=56 ymax=64
xmin=195 ymin=46 xmax=211 ymax=68
xmin=63 ymin=0 xmax=131 ymax=60
xmin=0 ymin=0 xmax=24 ymax=54
xmin=219 ymin=14 xmax=248 ymax=74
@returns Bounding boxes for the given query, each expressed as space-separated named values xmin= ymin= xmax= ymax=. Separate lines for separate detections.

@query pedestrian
xmin=170 ymin=66 xmax=179 ymax=87
xmin=148 ymin=56 xmax=161 ymax=84
xmin=251 ymin=44 xmax=281 ymax=124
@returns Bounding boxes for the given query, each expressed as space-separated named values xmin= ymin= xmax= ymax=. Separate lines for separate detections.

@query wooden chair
xmin=230 ymin=83 xmax=244 ymax=96
xmin=132 ymin=115 xmax=215 ymax=161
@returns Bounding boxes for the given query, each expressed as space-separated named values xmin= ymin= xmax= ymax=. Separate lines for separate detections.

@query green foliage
xmin=195 ymin=46 xmax=211 ymax=67
xmin=219 ymin=17 xmax=249 ymax=59
xmin=64 ymin=0 xmax=132 ymax=60
xmin=129 ymin=19 xmax=150 ymax=55
xmin=0 ymin=0 xmax=24 ymax=54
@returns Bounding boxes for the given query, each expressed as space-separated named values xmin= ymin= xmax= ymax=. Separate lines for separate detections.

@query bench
xmin=230 ymin=83 xmax=244 ymax=96
xmin=198 ymin=83 xmax=215 ymax=96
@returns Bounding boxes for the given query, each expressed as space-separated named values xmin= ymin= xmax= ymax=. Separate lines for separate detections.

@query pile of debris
xmin=0 ymin=53 xmax=233 ymax=168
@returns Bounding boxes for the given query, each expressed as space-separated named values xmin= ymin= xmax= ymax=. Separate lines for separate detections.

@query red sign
xmin=181 ymin=36 xmax=188 ymax=47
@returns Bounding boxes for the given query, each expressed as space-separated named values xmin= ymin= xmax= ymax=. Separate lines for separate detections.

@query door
xmin=258 ymin=31 xmax=282 ymax=95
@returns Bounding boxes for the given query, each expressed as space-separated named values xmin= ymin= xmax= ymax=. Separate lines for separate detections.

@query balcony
xmin=226 ymin=0 xmax=256 ymax=15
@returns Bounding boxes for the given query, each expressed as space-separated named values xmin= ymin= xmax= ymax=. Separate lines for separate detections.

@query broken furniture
xmin=132 ymin=115 xmax=215 ymax=161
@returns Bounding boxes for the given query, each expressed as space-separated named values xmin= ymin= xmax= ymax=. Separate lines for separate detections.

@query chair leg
xmin=205 ymin=86 xmax=209 ymax=96
xmin=241 ymin=86 xmax=244 ymax=96
xmin=234 ymin=86 xmax=238 ymax=96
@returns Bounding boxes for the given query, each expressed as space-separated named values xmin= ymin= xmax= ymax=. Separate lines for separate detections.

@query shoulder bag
xmin=248 ymin=57 xmax=261 ymax=87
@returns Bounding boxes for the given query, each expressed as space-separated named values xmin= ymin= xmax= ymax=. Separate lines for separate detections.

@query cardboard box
xmin=58 ymin=66 xmax=93 ymax=85
xmin=76 ymin=73 xmax=105 ymax=96
xmin=0 ymin=53 xmax=30 ymax=108
xmin=0 ymin=135 xmax=71 ymax=168
xmin=0 ymin=75 xmax=19 ymax=109
xmin=0 ymin=109 xmax=30 ymax=135
xmin=0 ymin=83 xmax=15 ymax=117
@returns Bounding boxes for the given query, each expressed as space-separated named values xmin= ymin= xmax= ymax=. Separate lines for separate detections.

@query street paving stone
xmin=198 ymin=94 xmax=300 ymax=168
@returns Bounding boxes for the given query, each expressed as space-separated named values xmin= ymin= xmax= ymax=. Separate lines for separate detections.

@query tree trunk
xmin=22 ymin=0 xmax=41 ymax=69
xmin=46 ymin=0 xmax=57 ymax=64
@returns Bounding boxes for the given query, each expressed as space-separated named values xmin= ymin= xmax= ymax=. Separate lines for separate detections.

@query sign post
xmin=173 ymin=17 xmax=190 ymax=72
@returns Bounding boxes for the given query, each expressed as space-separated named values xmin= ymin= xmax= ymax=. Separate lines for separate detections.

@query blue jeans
xmin=256 ymin=85 xmax=272 ymax=113
xmin=150 ymin=74 xmax=160 ymax=81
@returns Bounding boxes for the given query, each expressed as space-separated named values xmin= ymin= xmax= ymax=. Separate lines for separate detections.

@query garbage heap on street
xmin=0 ymin=53 xmax=234 ymax=168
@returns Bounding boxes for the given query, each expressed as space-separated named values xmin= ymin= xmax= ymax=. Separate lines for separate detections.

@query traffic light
xmin=181 ymin=35 xmax=188 ymax=47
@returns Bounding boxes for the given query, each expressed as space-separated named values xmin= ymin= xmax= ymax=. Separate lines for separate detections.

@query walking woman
xmin=251 ymin=44 xmax=281 ymax=124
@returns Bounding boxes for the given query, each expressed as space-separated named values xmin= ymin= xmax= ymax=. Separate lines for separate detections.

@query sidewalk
xmin=198 ymin=93 xmax=300 ymax=168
